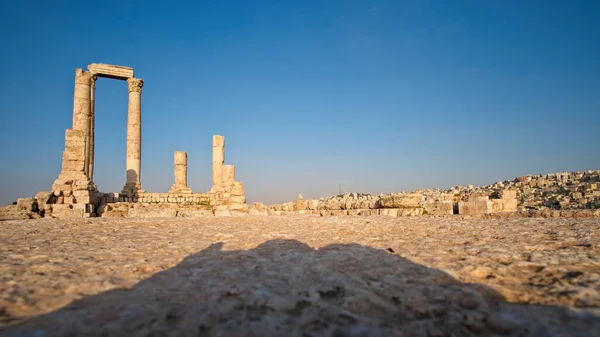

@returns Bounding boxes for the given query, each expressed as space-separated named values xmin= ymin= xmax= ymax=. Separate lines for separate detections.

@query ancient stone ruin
xmin=39 ymin=63 xmax=247 ymax=218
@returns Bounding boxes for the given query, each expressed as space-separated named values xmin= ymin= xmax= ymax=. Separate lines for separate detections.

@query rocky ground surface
xmin=0 ymin=215 xmax=599 ymax=336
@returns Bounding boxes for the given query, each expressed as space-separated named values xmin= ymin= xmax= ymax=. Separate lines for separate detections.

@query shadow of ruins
xmin=2 ymin=240 xmax=599 ymax=337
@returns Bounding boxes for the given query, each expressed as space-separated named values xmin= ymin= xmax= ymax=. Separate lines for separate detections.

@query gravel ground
xmin=0 ymin=215 xmax=599 ymax=336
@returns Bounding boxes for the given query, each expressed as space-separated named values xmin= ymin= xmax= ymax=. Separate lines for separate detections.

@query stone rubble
xmin=265 ymin=169 xmax=600 ymax=218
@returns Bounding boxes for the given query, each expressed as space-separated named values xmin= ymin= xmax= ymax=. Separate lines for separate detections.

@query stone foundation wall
xmin=457 ymin=191 xmax=518 ymax=216
xmin=98 ymin=192 xmax=210 ymax=204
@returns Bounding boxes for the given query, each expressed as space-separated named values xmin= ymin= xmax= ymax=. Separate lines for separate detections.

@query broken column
xmin=50 ymin=129 xmax=96 ymax=217
xmin=208 ymin=135 xmax=247 ymax=212
xmin=47 ymin=69 xmax=98 ymax=218
xmin=222 ymin=164 xmax=235 ymax=186
xmin=212 ymin=135 xmax=225 ymax=190
xmin=169 ymin=151 xmax=192 ymax=194
xmin=51 ymin=69 xmax=96 ymax=193
xmin=122 ymin=77 xmax=144 ymax=195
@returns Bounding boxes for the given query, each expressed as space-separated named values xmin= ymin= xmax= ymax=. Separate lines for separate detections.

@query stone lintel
xmin=88 ymin=63 xmax=134 ymax=80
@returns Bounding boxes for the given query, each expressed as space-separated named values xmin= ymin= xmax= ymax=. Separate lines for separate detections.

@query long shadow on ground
xmin=1 ymin=239 xmax=599 ymax=336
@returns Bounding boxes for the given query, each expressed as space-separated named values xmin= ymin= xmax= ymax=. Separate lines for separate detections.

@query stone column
xmin=212 ymin=135 xmax=225 ymax=188
xmin=223 ymin=164 xmax=235 ymax=185
xmin=122 ymin=77 xmax=144 ymax=195
xmin=88 ymin=75 xmax=97 ymax=180
xmin=71 ymin=69 xmax=92 ymax=177
xmin=169 ymin=151 xmax=192 ymax=193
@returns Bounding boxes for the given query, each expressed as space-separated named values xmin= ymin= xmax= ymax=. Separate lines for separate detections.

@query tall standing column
xmin=212 ymin=135 xmax=225 ymax=189
xmin=122 ymin=77 xmax=144 ymax=195
xmin=88 ymin=75 xmax=97 ymax=181
xmin=71 ymin=69 xmax=92 ymax=178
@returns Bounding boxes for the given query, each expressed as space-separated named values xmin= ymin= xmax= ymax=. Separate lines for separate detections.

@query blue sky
xmin=0 ymin=0 xmax=599 ymax=205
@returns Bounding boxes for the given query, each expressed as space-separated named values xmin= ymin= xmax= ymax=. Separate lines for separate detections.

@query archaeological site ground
xmin=1 ymin=64 xmax=599 ymax=336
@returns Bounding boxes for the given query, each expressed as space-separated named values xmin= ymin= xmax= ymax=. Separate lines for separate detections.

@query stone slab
xmin=424 ymin=201 xmax=454 ymax=216
xmin=88 ymin=63 xmax=134 ymax=80
xmin=127 ymin=208 xmax=177 ymax=218
xmin=177 ymin=210 xmax=214 ymax=217
xmin=458 ymin=200 xmax=490 ymax=215
xmin=51 ymin=204 xmax=89 ymax=218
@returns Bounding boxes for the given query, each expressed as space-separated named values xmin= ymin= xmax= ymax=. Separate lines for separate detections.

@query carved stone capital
xmin=90 ymin=75 xmax=98 ymax=89
xmin=127 ymin=78 xmax=144 ymax=93
xmin=75 ymin=69 xmax=93 ymax=86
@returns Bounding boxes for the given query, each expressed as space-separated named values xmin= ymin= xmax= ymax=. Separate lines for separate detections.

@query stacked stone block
xmin=99 ymin=192 xmax=210 ymax=204
xmin=209 ymin=135 xmax=248 ymax=212
xmin=423 ymin=201 xmax=454 ymax=215
xmin=458 ymin=196 xmax=491 ymax=215
xmin=50 ymin=128 xmax=97 ymax=217
xmin=458 ymin=190 xmax=518 ymax=215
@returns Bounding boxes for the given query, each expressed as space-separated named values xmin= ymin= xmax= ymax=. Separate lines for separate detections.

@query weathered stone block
xmin=347 ymin=209 xmax=361 ymax=216
xmin=17 ymin=198 xmax=37 ymax=212
xmin=230 ymin=195 xmax=246 ymax=204
xmin=127 ymin=207 xmax=177 ymax=218
xmin=490 ymin=200 xmax=504 ymax=212
xmin=399 ymin=208 xmax=423 ymax=216
xmin=62 ymin=148 xmax=86 ymax=161
xmin=178 ymin=210 xmax=214 ymax=217
xmin=500 ymin=190 xmax=517 ymax=200
xmin=88 ymin=63 xmax=134 ymax=79
xmin=458 ymin=200 xmax=490 ymax=215
xmin=35 ymin=191 xmax=53 ymax=211
xmin=51 ymin=204 xmax=88 ymax=218
xmin=61 ymin=159 xmax=86 ymax=172
xmin=249 ymin=208 xmax=269 ymax=215
xmin=380 ymin=208 xmax=399 ymax=217
xmin=378 ymin=194 xmax=421 ymax=208
xmin=229 ymin=203 xmax=249 ymax=212
xmin=319 ymin=210 xmax=348 ymax=216
xmin=423 ymin=201 xmax=453 ymax=215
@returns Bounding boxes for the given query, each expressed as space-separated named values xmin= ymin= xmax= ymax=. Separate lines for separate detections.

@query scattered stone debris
xmin=266 ymin=169 xmax=600 ymax=217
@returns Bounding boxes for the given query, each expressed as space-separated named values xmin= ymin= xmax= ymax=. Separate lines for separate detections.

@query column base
xmin=121 ymin=183 xmax=144 ymax=196
xmin=169 ymin=185 xmax=193 ymax=194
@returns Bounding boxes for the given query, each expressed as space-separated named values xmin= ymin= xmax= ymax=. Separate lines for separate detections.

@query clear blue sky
xmin=1 ymin=0 xmax=599 ymax=205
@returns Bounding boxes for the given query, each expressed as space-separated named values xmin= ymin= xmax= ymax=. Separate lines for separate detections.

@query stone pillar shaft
xmin=174 ymin=151 xmax=188 ymax=187
xmin=170 ymin=151 xmax=192 ymax=193
xmin=122 ymin=78 xmax=144 ymax=194
xmin=88 ymin=76 xmax=97 ymax=180
xmin=223 ymin=164 xmax=235 ymax=185
xmin=71 ymin=69 xmax=92 ymax=177
xmin=212 ymin=135 xmax=225 ymax=186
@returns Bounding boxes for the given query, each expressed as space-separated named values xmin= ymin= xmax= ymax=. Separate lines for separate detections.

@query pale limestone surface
xmin=88 ymin=75 xmax=96 ymax=180
xmin=223 ymin=164 xmax=235 ymax=185
xmin=0 ymin=216 xmax=598 ymax=336
xmin=169 ymin=151 xmax=192 ymax=194
xmin=212 ymin=135 xmax=225 ymax=187
xmin=87 ymin=63 xmax=134 ymax=79
xmin=122 ymin=77 xmax=144 ymax=195
xmin=71 ymin=69 xmax=92 ymax=138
